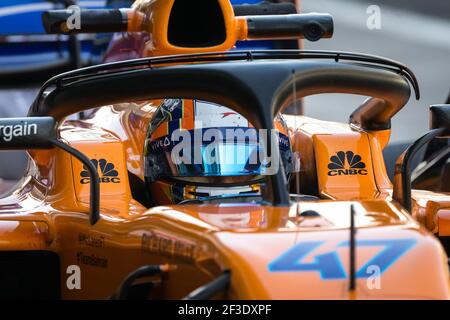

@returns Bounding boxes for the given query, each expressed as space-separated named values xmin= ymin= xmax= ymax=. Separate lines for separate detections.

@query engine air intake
xmin=168 ymin=0 xmax=226 ymax=48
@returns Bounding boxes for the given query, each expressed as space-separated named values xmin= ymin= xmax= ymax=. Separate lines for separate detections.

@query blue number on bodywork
xmin=268 ymin=239 xmax=416 ymax=279
xmin=268 ymin=241 xmax=346 ymax=279
xmin=339 ymin=239 xmax=417 ymax=278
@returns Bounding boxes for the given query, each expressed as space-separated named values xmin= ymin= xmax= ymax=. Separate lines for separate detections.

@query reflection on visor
xmin=145 ymin=127 xmax=292 ymax=182
xmin=177 ymin=143 xmax=261 ymax=177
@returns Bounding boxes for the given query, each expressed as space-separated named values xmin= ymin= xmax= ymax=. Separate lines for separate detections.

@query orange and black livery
xmin=0 ymin=0 xmax=449 ymax=300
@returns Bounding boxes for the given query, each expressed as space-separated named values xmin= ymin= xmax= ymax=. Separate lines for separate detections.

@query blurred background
xmin=0 ymin=0 xmax=449 ymax=183
xmin=0 ymin=0 xmax=131 ymax=183
xmin=302 ymin=0 xmax=450 ymax=142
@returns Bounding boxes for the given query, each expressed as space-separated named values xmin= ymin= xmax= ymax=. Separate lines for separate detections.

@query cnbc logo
xmin=80 ymin=159 xmax=120 ymax=184
xmin=327 ymin=151 xmax=368 ymax=176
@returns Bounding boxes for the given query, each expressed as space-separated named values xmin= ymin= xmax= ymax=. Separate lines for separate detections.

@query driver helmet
xmin=144 ymin=99 xmax=293 ymax=204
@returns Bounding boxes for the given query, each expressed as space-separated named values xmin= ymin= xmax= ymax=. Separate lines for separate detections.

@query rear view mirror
xmin=0 ymin=116 xmax=100 ymax=225
xmin=430 ymin=104 xmax=450 ymax=137
xmin=393 ymin=104 xmax=450 ymax=211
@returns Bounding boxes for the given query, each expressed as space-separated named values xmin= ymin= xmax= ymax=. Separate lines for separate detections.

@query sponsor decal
xmin=268 ymin=238 xmax=416 ymax=279
xmin=80 ymin=158 xmax=121 ymax=184
xmin=78 ymin=232 xmax=105 ymax=248
xmin=0 ymin=122 xmax=37 ymax=142
xmin=151 ymin=136 xmax=171 ymax=152
xmin=278 ymin=134 xmax=290 ymax=149
xmin=327 ymin=151 xmax=368 ymax=176
xmin=141 ymin=232 xmax=198 ymax=262
xmin=76 ymin=251 xmax=108 ymax=268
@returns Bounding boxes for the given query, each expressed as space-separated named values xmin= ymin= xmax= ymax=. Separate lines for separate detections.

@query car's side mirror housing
xmin=393 ymin=105 xmax=450 ymax=211
xmin=0 ymin=117 xmax=100 ymax=225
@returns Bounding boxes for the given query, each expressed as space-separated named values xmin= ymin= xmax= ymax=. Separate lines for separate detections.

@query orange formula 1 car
xmin=0 ymin=0 xmax=449 ymax=300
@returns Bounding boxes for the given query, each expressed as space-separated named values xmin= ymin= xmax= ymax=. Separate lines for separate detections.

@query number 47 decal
xmin=268 ymin=239 xmax=416 ymax=279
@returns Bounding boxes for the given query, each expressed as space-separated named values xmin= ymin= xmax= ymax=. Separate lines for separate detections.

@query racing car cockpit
xmin=25 ymin=49 xmax=418 ymax=215
xmin=0 ymin=0 xmax=450 ymax=300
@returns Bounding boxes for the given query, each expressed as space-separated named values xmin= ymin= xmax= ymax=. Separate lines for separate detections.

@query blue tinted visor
xmin=145 ymin=127 xmax=291 ymax=183
xmin=179 ymin=142 xmax=262 ymax=177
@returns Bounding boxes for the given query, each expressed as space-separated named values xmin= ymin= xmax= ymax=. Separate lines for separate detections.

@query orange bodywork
xmin=112 ymin=0 xmax=298 ymax=57
xmin=0 ymin=105 xmax=449 ymax=299
xmin=127 ymin=0 xmax=247 ymax=57
xmin=0 ymin=0 xmax=449 ymax=300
